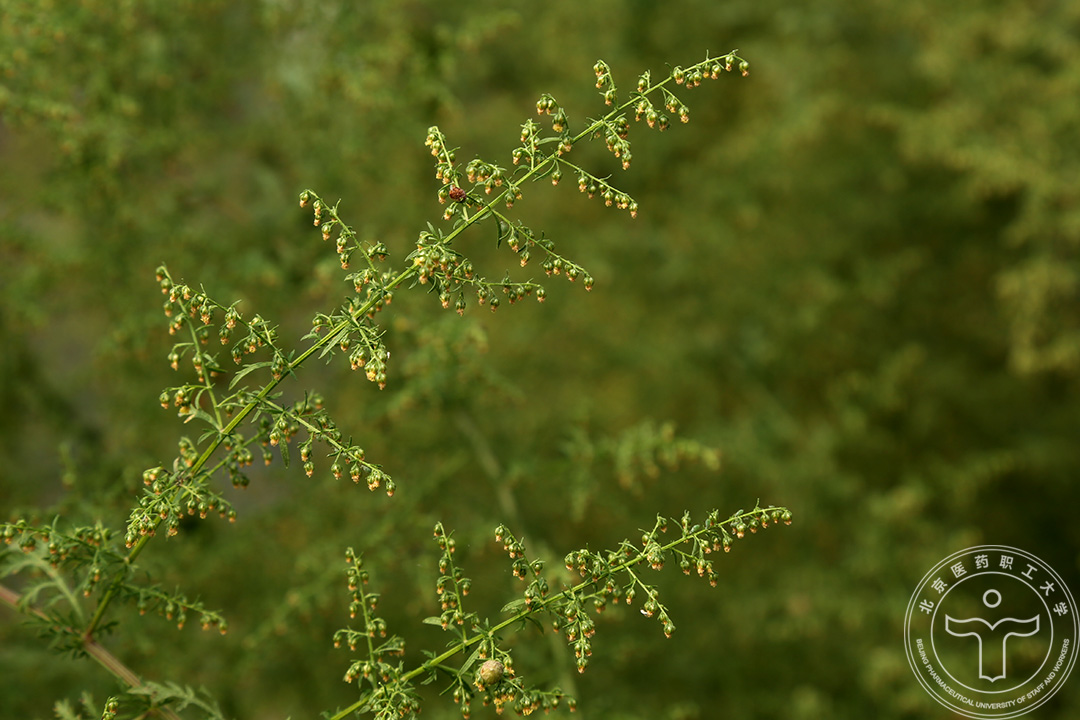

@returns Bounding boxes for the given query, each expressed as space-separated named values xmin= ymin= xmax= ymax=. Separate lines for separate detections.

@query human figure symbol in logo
xmin=945 ymin=589 xmax=1040 ymax=682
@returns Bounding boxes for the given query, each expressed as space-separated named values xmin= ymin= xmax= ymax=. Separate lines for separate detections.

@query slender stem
xmin=185 ymin=307 xmax=224 ymax=430
xmin=1 ymin=583 xmax=183 ymax=720
xmin=40 ymin=558 xmax=87 ymax=624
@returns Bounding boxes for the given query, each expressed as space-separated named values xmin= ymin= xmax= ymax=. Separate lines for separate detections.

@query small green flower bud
xmin=552 ymin=108 xmax=567 ymax=133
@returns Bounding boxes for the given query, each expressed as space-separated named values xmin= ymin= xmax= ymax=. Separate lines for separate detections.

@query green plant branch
xmin=85 ymin=170 xmax=519 ymax=634
xmin=6 ymin=50 xmax=765 ymax=718
xmin=87 ymin=187 xmax=507 ymax=637
xmin=329 ymin=504 xmax=788 ymax=720
xmin=84 ymin=263 xmax=422 ymax=638
xmin=0 ymin=583 xmax=184 ymax=720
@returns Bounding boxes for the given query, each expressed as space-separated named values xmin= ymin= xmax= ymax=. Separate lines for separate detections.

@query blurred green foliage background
xmin=2 ymin=0 xmax=1079 ymax=718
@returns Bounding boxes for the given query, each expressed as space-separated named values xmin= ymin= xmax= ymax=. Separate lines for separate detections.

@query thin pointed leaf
xmin=228 ymin=361 xmax=271 ymax=390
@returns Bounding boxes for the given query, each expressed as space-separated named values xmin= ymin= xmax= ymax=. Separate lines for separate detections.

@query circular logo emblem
xmin=905 ymin=545 xmax=1077 ymax=718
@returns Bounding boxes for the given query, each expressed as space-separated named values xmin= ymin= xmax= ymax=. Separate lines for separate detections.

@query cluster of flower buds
xmin=411 ymin=227 xmax=547 ymax=315
xmin=160 ymin=384 xmax=194 ymax=417
xmin=227 ymin=314 xmax=268 ymax=364
xmin=327 ymin=446 xmax=393 ymax=495
xmin=667 ymin=506 xmax=794 ymax=592
xmin=265 ymin=409 xmax=299 ymax=451
xmin=642 ymin=535 xmax=666 ymax=571
xmin=671 ymin=51 xmax=750 ymax=85
xmin=408 ymin=55 xmax=757 ymax=328
xmin=341 ymin=658 xmax=419 ymax=720
xmin=413 ymin=229 xmax=470 ymax=286
xmin=512 ymin=118 xmax=542 ymax=168
xmin=126 ymin=468 xmax=237 ymax=547
xmin=255 ymin=393 xmax=330 ymax=473
xmin=563 ymin=547 xmax=611 ymax=583
xmin=2 ymin=520 xmax=110 ymax=576
xmin=142 ymin=461 xmax=231 ymax=523
xmin=302 ymin=190 xmax=390 ymax=274
xmin=620 ymin=518 xmax=675 ymax=636
xmin=557 ymin=506 xmax=793 ymax=648
xmin=425 ymin=126 xmax=459 ymax=184
xmin=535 ymin=93 xmax=556 ymax=116
xmin=159 ymin=269 xmax=281 ymax=378
xmin=129 ymin=585 xmax=227 ymax=633
xmin=145 ymin=455 xmax=227 ymax=518
xmin=337 ymin=550 xmax=407 ymax=677
xmin=494 ymin=525 xmax=549 ymax=608
xmin=357 ymin=288 xmax=390 ymax=329
xmin=342 ymin=325 xmax=389 ymax=387
xmin=541 ymin=255 xmax=594 ymax=290
xmin=536 ymin=93 xmax=570 ymax=137
xmin=433 ymin=523 xmax=477 ymax=631
xmin=217 ymin=306 xmax=241 ymax=346
xmin=574 ymin=170 xmax=638 ymax=217
xmin=551 ymin=594 xmax=597 ymax=673
xmin=224 ymin=439 xmax=255 ymax=487
xmin=514 ymin=688 xmax=575 ymax=716
xmin=659 ymin=88 xmax=691 ymax=124
xmin=495 ymin=278 xmax=544 ymax=310
xmin=451 ymin=681 xmax=473 ymax=719
xmin=593 ymin=59 xmax=617 ymax=105
xmin=157 ymin=272 xmax=218 ymax=381
xmin=469 ymin=651 xmax=558 ymax=718
xmin=463 ymin=157 xmax=506 ymax=197
xmin=629 ymin=79 xmax=675 ymax=130
xmin=636 ymin=585 xmax=676 ymax=637
xmin=627 ymin=52 xmax=749 ymax=140
xmin=596 ymin=115 xmax=632 ymax=168
xmin=310 ymin=306 xmax=394 ymax=390
xmin=632 ymin=96 xmax=671 ymax=132
xmin=492 ymin=221 xmax=595 ymax=292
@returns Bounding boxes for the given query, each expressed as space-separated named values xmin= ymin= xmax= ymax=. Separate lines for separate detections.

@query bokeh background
xmin=2 ymin=1 xmax=1079 ymax=718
